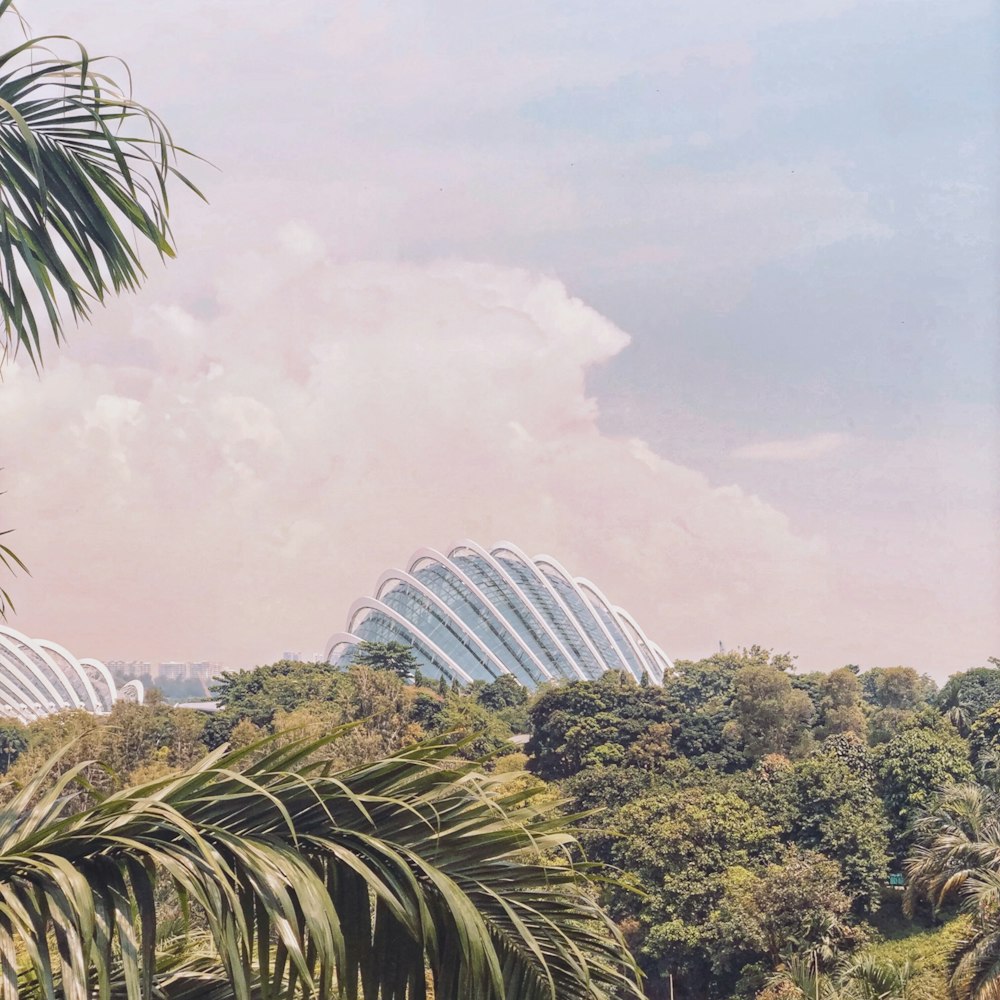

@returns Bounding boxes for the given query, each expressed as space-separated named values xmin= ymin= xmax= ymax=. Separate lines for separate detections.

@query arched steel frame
xmin=324 ymin=541 xmax=672 ymax=690
xmin=448 ymin=540 xmax=588 ymax=682
xmin=347 ymin=598 xmax=476 ymax=684
xmin=374 ymin=569 xmax=512 ymax=682
xmin=613 ymin=606 xmax=671 ymax=683
xmin=491 ymin=542 xmax=608 ymax=680
xmin=408 ymin=548 xmax=554 ymax=686
xmin=573 ymin=578 xmax=654 ymax=683
xmin=533 ymin=555 xmax=633 ymax=675
xmin=0 ymin=626 xmax=135 ymax=721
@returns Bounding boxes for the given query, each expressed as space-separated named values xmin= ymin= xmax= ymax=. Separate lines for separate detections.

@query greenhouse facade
xmin=325 ymin=540 xmax=671 ymax=688
xmin=0 ymin=625 xmax=143 ymax=722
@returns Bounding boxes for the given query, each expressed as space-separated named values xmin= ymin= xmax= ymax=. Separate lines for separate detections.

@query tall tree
xmin=875 ymin=720 xmax=974 ymax=857
xmin=350 ymin=640 xmax=419 ymax=680
xmin=936 ymin=666 xmax=1000 ymax=736
xmin=723 ymin=664 xmax=814 ymax=760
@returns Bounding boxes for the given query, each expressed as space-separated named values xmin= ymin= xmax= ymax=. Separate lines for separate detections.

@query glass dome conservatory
xmin=325 ymin=540 xmax=671 ymax=688
xmin=0 ymin=625 xmax=143 ymax=722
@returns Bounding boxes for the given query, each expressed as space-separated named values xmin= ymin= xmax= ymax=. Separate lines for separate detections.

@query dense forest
xmin=4 ymin=646 xmax=1000 ymax=999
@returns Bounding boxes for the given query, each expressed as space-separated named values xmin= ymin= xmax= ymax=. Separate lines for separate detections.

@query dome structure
xmin=0 ymin=625 xmax=143 ymax=723
xmin=325 ymin=540 xmax=671 ymax=688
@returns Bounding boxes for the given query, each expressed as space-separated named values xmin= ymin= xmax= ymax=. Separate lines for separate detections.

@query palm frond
xmin=0 ymin=527 xmax=26 ymax=619
xmin=0 ymin=0 xmax=202 ymax=364
xmin=0 ymin=734 xmax=643 ymax=1000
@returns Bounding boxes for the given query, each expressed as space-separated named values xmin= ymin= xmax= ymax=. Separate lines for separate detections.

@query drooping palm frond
xmin=0 ymin=0 xmax=201 ymax=364
xmin=765 ymin=956 xmax=840 ymax=1000
xmin=904 ymin=783 xmax=1000 ymax=1000
xmin=0 ymin=526 xmax=26 ymax=618
xmin=905 ymin=784 xmax=1000 ymax=916
xmin=0 ymin=733 xmax=643 ymax=1000
xmin=766 ymin=954 xmax=921 ymax=1000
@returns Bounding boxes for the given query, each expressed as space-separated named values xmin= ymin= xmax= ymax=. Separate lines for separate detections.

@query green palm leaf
xmin=905 ymin=783 xmax=1000 ymax=999
xmin=0 ymin=0 xmax=201 ymax=365
xmin=0 ymin=734 xmax=643 ymax=1000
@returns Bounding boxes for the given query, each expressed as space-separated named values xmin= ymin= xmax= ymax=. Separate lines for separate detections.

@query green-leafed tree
xmin=428 ymin=693 xmax=514 ymax=760
xmin=0 ymin=734 xmax=643 ymax=1000
xmin=0 ymin=720 xmax=25 ymax=773
xmin=608 ymin=786 xmax=777 ymax=998
xmin=349 ymin=639 xmax=418 ymax=680
xmin=526 ymin=669 xmax=673 ymax=780
xmin=861 ymin=667 xmax=937 ymax=745
xmin=205 ymin=660 xmax=342 ymax=745
xmin=712 ymin=849 xmax=856 ymax=981
xmin=753 ymin=753 xmax=890 ymax=909
xmin=875 ymin=719 xmax=974 ymax=858
xmin=663 ymin=646 xmax=795 ymax=771
xmin=816 ymin=667 xmax=867 ymax=739
xmin=723 ymin=664 xmax=814 ymax=760
xmin=477 ymin=672 xmax=528 ymax=712
xmin=937 ymin=666 xmax=1000 ymax=736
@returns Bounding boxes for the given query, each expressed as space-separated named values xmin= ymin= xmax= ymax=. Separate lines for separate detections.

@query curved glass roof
xmin=0 ymin=626 xmax=144 ymax=722
xmin=326 ymin=540 xmax=672 ymax=688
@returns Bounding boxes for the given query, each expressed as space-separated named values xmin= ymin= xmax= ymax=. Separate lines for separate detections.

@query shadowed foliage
xmin=0 ymin=731 xmax=642 ymax=1000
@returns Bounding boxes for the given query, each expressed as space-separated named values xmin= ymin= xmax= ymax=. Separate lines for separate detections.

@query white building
xmin=326 ymin=539 xmax=672 ymax=689
xmin=0 ymin=625 xmax=143 ymax=723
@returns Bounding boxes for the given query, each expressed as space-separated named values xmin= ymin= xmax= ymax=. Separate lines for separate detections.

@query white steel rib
xmin=614 ymin=607 xmax=669 ymax=684
xmin=347 ymin=597 xmax=475 ymax=684
xmin=533 ymin=555 xmax=633 ymax=675
xmin=374 ymin=569 xmax=512 ymax=681
xmin=492 ymin=543 xmax=606 ymax=680
xmin=0 ymin=625 xmax=141 ymax=719
xmin=325 ymin=540 xmax=671 ymax=689
xmin=574 ymin=578 xmax=652 ymax=683
xmin=449 ymin=540 xmax=588 ymax=682
xmin=408 ymin=548 xmax=554 ymax=685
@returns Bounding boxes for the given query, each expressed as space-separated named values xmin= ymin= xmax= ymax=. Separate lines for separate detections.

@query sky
xmin=1 ymin=0 xmax=997 ymax=680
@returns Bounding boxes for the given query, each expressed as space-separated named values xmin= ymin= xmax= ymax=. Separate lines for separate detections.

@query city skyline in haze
xmin=1 ymin=1 xmax=996 ymax=681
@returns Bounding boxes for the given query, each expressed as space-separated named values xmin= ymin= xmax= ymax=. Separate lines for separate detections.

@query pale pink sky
xmin=2 ymin=1 xmax=997 ymax=680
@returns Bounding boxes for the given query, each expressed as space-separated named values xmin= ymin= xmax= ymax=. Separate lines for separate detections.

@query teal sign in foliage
xmin=888 ymin=873 xmax=905 ymax=887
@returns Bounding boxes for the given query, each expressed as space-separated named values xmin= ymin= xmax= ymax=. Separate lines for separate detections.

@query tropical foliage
xmin=3 ymin=652 xmax=1000 ymax=998
xmin=905 ymin=783 xmax=1000 ymax=1000
xmin=0 ymin=0 xmax=198 ymax=613
xmin=0 ymin=731 xmax=641 ymax=1000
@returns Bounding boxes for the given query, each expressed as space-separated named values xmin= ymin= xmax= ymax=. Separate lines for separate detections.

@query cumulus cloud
xmin=732 ymin=432 xmax=850 ymax=461
xmin=1 ymin=242 xmax=838 ymax=667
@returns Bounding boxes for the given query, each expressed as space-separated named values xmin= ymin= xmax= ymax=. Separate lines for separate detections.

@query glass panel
xmin=410 ymin=560 xmax=547 ymax=687
xmin=493 ymin=551 xmax=603 ymax=679
xmin=451 ymin=551 xmax=576 ymax=679
xmin=538 ymin=564 xmax=629 ymax=674
xmin=579 ymin=589 xmax=646 ymax=680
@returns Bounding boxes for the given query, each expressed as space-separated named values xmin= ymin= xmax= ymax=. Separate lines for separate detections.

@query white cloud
xmin=1 ymin=245 xmax=837 ymax=668
xmin=732 ymin=432 xmax=850 ymax=461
